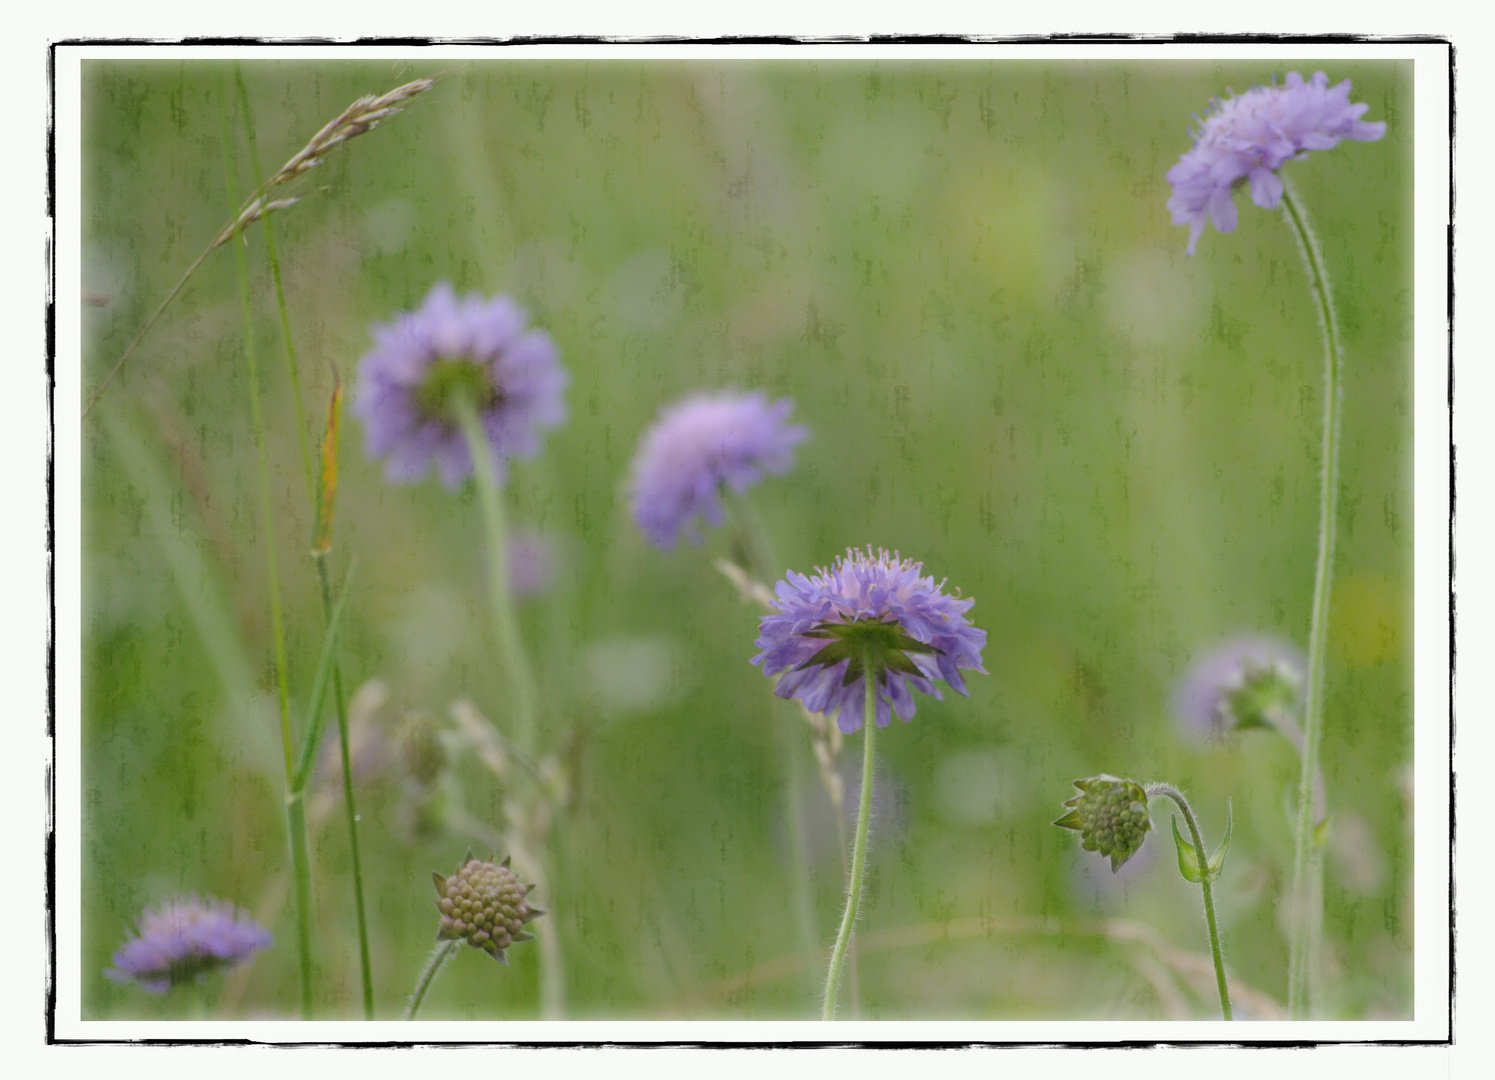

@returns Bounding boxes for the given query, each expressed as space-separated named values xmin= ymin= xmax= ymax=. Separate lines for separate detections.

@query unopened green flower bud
xmin=1054 ymin=775 xmax=1152 ymax=872
xmin=431 ymin=850 xmax=545 ymax=965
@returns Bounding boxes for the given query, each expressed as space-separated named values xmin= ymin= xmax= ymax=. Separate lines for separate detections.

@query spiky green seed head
xmin=431 ymin=851 xmax=543 ymax=965
xmin=1054 ymin=775 xmax=1152 ymax=872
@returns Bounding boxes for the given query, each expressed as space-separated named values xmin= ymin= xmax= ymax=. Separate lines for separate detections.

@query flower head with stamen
xmin=353 ymin=282 xmax=567 ymax=489
xmin=752 ymin=547 xmax=987 ymax=734
xmin=630 ymin=391 xmax=807 ymax=550
xmin=1167 ymin=71 xmax=1386 ymax=254
xmin=104 ymin=895 xmax=272 ymax=993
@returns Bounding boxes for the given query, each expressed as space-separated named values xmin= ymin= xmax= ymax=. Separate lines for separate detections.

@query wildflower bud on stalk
xmin=432 ymin=851 xmax=544 ymax=965
xmin=1054 ymin=775 xmax=1153 ymax=873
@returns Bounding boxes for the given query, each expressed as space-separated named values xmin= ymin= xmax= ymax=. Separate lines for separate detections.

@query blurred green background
xmin=80 ymin=57 xmax=1413 ymax=1021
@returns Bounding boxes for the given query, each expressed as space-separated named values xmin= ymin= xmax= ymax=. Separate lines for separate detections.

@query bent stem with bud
xmin=1056 ymin=775 xmax=1234 ymax=1020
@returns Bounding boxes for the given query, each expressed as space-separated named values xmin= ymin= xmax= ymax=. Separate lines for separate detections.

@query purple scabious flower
xmin=104 ymin=895 xmax=272 ymax=993
xmin=1166 ymin=71 xmax=1386 ymax=254
xmin=353 ymin=282 xmax=568 ymax=489
xmin=629 ymin=391 xmax=807 ymax=549
xmin=752 ymin=547 xmax=987 ymax=734
xmin=1172 ymin=635 xmax=1306 ymax=740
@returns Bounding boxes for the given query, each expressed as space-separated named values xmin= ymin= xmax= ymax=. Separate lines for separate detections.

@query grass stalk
xmin=234 ymin=66 xmax=375 ymax=1020
xmin=219 ymin=79 xmax=312 ymax=1019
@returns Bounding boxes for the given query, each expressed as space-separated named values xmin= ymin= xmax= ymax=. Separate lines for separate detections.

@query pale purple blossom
xmin=353 ymin=283 xmax=567 ymax=489
xmin=105 ymin=895 xmax=272 ymax=993
xmin=630 ymin=391 xmax=807 ymax=550
xmin=1172 ymin=635 xmax=1306 ymax=740
xmin=1167 ymin=71 xmax=1386 ymax=254
xmin=752 ymin=547 xmax=987 ymax=734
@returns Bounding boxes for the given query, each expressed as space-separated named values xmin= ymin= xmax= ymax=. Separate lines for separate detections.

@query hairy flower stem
xmin=455 ymin=398 xmax=540 ymax=754
xmin=232 ymin=68 xmax=376 ymax=1021
xmin=405 ymin=940 xmax=459 ymax=1020
xmin=1280 ymin=181 xmax=1339 ymax=1020
xmin=822 ymin=664 xmax=877 ymax=1020
xmin=219 ymin=84 xmax=312 ymax=1019
xmin=1147 ymin=784 xmax=1232 ymax=1020
xmin=454 ymin=397 xmax=565 ymax=1016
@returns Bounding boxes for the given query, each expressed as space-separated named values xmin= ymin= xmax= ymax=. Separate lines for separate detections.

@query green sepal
xmin=1172 ymin=800 xmax=1232 ymax=884
xmin=795 ymin=617 xmax=944 ymax=688
xmin=500 ymin=854 xmax=512 ymax=868
xmin=1312 ymin=814 xmax=1332 ymax=850
xmin=464 ymin=847 xmax=476 ymax=865
xmin=1173 ymin=817 xmax=1206 ymax=882
xmin=1053 ymin=808 xmax=1083 ymax=831
xmin=511 ymin=930 xmax=535 ymax=943
xmin=1232 ymin=713 xmax=1276 ymax=732
xmin=432 ymin=872 xmax=447 ymax=895
xmin=523 ymin=907 xmax=545 ymax=922
xmin=1208 ymin=800 xmax=1234 ymax=880
xmin=492 ymin=949 xmax=509 ymax=966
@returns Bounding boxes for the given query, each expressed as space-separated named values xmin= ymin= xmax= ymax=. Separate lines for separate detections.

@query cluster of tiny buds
xmin=432 ymin=851 xmax=544 ymax=965
xmin=1054 ymin=775 xmax=1153 ymax=873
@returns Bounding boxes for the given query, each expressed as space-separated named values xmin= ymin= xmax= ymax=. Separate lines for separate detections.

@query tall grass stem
xmin=219 ymin=80 xmax=312 ymax=1019
xmin=233 ymin=67 xmax=376 ymax=1020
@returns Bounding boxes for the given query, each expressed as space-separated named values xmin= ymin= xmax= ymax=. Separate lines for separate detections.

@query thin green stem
xmin=234 ymin=67 xmax=375 ymax=1019
xmin=822 ymin=668 xmax=877 ymax=1020
xmin=1148 ymin=783 xmax=1232 ymax=1020
xmin=454 ymin=398 xmax=540 ymax=754
xmin=1280 ymin=181 xmax=1340 ymax=1020
xmin=728 ymin=492 xmax=820 ymax=998
xmin=234 ymin=66 xmax=316 ymax=510
xmin=453 ymin=396 xmax=563 ymax=1015
xmin=219 ymin=80 xmax=311 ymax=1019
xmin=315 ymin=555 xmax=375 ymax=1020
xmin=405 ymin=940 xmax=459 ymax=1020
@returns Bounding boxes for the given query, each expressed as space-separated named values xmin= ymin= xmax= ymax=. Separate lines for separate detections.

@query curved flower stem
xmin=218 ymin=83 xmax=311 ymax=1020
xmin=453 ymin=397 xmax=564 ymax=1016
xmin=1146 ymin=783 xmax=1232 ymax=1020
xmin=822 ymin=669 xmax=877 ymax=1020
xmin=405 ymin=940 xmax=459 ymax=1020
xmin=1280 ymin=180 xmax=1340 ymax=1020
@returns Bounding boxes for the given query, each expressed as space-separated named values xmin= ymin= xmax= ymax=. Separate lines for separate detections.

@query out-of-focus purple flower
xmin=629 ymin=391 xmax=807 ymax=550
xmin=1166 ymin=71 xmax=1386 ymax=254
xmin=752 ymin=547 xmax=987 ymax=734
xmin=353 ymin=282 xmax=567 ymax=489
xmin=506 ymin=528 xmax=556 ymax=599
xmin=1172 ymin=635 xmax=1306 ymax=740
xmin=105 ymin=896 xmax=272 ymax=993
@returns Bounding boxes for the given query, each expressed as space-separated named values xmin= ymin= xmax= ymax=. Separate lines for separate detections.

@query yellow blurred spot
xmin=1330 ymin=574 xmax=1404 ymax=666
